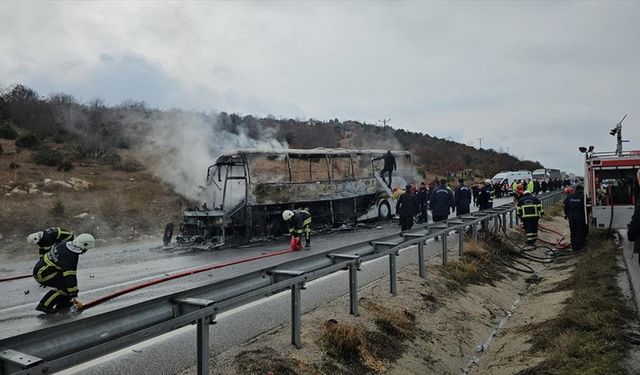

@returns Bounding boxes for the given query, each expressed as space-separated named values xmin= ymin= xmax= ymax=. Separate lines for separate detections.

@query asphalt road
xmin=0 ymin=197 xmax=514 ymax=373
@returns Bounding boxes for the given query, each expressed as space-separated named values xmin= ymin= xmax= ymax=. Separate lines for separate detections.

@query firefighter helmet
xmin=72 ymin=233 xmax=96 ymax=251
xmin=282 ymin=210 xmax=295 ymax=221
xmin=484 ymin=179 xmax=491 ymax=185
xmin=27 ymin=231 xmax=43 ymax=245
xmin=523 ymin=190 xmax=532 ymax=195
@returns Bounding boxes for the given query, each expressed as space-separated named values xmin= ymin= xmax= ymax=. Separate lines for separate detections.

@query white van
xmin=491 ymin=170 xmax=532 ymax=187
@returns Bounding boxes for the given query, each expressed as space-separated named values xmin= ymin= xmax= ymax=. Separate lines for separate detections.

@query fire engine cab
xmin=584 ymin=150 xmax=640 ymax=229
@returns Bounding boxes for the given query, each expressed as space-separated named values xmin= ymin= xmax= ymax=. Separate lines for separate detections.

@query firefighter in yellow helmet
xmin=516 ymin=191 xmax=544 ymax=245
xmin=282 ymin=209 xmax=312 ymax=250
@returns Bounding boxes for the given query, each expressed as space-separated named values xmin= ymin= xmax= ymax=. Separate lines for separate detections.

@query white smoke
xmin=122 ymin=110 xmax=288 ymax=202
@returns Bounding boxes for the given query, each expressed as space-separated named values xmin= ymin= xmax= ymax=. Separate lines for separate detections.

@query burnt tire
xmin=378 ymin=200 xmax=391 ymax=220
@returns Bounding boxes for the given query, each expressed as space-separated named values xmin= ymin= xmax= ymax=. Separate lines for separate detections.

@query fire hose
xmin=0 ymin=248 xmax=294 ymax=311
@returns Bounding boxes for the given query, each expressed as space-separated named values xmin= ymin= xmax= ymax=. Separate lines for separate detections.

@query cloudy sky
xmin=2 ymin=1 xmax=639 ymax=175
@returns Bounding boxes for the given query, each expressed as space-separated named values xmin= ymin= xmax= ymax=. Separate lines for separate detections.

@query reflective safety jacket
xmin=33 ymin=242 xmax=80 ymax=297
xmin=517 ymin=194 xmax=543 ymax=219
xmin=287 ymin=210 xmax=312 ymax=237
xmin=526 ymin=180 xmax=534 ymax=193
xmin=37 ymin=227 xmax=74 ymax=259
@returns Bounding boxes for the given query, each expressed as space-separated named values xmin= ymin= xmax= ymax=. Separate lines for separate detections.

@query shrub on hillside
xmin=33 ymin=145 xmax=64 ymax=166
xmin=0 ymin=122 xmax=18 ymax=140
xmin=56 ymin=160 xmax=74 ymax=172
xmin=113 ymin=158 xmax=144 ymax=172
xmin=49 ymin=199 xmax=65 ymax=217
xmin=15 ymin=133 xmax=40 ymax=149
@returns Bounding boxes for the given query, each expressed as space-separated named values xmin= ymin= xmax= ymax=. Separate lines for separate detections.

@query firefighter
xmin=564 ymin=185 xmax=588 ymax=251
xmin=373 ymin=150 xmax=396 ymax=189
xmin=27 ymin=227 xmax=74 ymax=259
xmin=417 ymin=182 xmax=430 ymax=223
xmin=430 ymin=179 xmax=453 ymax=222
xmin=477 ymin=179 xmax=494 ymax=210
xmin=454 ymin=178 xmax=472 ymax=215
xmin=516 ymin=191 xmax=544 ymax=245
xmin=33 ymin=233 xmax=96 ymax=314
xmin=282 ymin=209 xmax=312 ymax=250
xmin=397 ymin=184 xmax=419 ymax=230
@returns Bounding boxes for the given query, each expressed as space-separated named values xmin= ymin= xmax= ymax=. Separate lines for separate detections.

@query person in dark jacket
xmin=282 ymin=209 xmax=312 ymax=249
xmin=516 ymin=191 xmax=544 ymax=245
xmin=397 ymin=184 xmax=419 ymax=230
xmin=454 ymin=178 xmax=472 ymax=216
xmin=27 ymin=227 xmax=74 ymax=259
xmin=417 ymin=182 xmax=429 ymax=223
xmin=564 ymin=185 xmax=588 ymax=251
xmin=628 ymin=170 xmax=640 ymax=261
xmin=33 ymin=233 xmax=95 ymax=313
xmin=430 ymin=179 xmax=453 ymax=222
xmin=477 ymin=180 xmax=494 ymax=210
xmin=471 ymin=183 xmax=479 ymax=207
xmin=373 ymin=150 xmax=397 ymax=189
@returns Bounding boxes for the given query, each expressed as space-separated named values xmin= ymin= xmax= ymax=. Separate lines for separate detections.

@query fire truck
xmin=583 ymin=115 xmax=640 ymax=229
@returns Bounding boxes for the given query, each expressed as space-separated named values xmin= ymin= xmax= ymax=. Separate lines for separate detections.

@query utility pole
xmin=477 ymin=137 xmax=484 ymax=149
xmin=379 ymin=119 xmax=391 ymax=126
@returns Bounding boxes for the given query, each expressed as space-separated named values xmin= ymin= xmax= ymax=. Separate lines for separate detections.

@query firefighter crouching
xmin=33 ymin=233 xmax=96 ymax=314
xmin=282 ymin=209 xmax=312 ymax=251
xmin=516 ymin=191 xmax=544 ymax=245
xmin=27 ymin=227 xmax=74 ymax=259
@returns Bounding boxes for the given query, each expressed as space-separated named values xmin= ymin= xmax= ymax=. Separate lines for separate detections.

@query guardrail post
xmin=348 ymin=263 xmax=358 ymax=315
xmin=458 ymin=227 xmax=464 ymax=257
xmin=418 ymin=241 xmax=426 ymax=278
xmin=291 ymin=283 xmax=302 ymax=348
xmin=472 ymin=222 xmax=478 ymax=241
xmin=509 ymin=211 xmax=514 ymax=228
xmin=501 ymin=213 xmax=507 ymax=232
xmin=196 ymin=317 xmax=209 ymax=375
xmin=389 ymin=253 xmax=398 ymax=295
xmin=442 ymin=232 xmax=448 ymax=265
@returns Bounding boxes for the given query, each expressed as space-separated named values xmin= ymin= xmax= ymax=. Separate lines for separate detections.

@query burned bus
xmin=175 ymin=148 xmax=416 ymax=247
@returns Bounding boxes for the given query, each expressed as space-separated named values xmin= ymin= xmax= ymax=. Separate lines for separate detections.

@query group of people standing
xmin=395 ymin=178 xmax=495 ymax=231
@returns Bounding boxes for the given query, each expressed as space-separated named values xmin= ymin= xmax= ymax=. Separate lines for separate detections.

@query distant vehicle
xmin=174 ymin=148 xmax=416 ymax=248
xmin=491 ymin=170 xmax=532 ymax=186
xmin=532 ymin=168 xmax=561 ymax=181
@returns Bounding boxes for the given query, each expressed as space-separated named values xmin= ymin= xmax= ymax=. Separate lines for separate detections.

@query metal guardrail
xmin=0 ymin=191 xmax=565 ymax=375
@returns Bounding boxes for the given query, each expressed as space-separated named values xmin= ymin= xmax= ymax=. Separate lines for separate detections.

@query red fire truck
xmin=584 ymin=149 xmax=640 ymax=229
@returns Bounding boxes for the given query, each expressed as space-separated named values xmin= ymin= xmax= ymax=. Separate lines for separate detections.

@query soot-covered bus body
xmin=176 ymin=148 xmax=415 ymax=247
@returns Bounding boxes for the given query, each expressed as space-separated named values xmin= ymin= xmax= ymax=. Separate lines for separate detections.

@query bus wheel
xmin=378 ymin=200 xmax=391 ymax=220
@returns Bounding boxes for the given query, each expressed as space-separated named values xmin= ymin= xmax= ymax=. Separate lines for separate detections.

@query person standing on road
xmin=627 ymin=170 xmax=640 ymax=261
xmin=516 ymin=191 xmax=544 ymax=245
xmin=397 ymin=184 xmax=419 ymax=231
xmin=477 ymin=179 xmax=494 ymax=210
xmin=430 ymin=179 xmax=454 ymax=222
xmin=33 ymin=233 xmax=96 ymax=314
xmin=564 ymin=185 xmax=588 ymax=251
xmin=282 ymin=209 xmax=312 ymax=250
xmin=454 ymin=178 xmax=472 ymax=216
xmin=27 ymin=227 xmax=74 ymax=259
xmin=417 ymin=182 xmax=430 ymax=223
xmin=373 ymin=150 xmax=396 ymax=189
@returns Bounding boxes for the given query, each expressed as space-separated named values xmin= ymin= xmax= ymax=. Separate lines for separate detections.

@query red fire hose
xmin=81 ymin=247 xmax=294 ymax=310
xmin=0 ymin=274 xmax=32 ymax=282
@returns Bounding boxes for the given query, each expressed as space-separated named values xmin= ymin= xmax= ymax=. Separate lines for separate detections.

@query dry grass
xmin=319 ymin=319 xmax=385 ymax=373
xmin=543 ymin=201 xmax=565 ymax=218
xmin=517 ymin=231 xmax=634 ymax=375
xmin=362 ymin=300 xmax=417 ymax=339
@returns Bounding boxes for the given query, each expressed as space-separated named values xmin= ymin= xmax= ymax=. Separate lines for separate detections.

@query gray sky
xmin=2 ymin=1 xmax=639 ymax=175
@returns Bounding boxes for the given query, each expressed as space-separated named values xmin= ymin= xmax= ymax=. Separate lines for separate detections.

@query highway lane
xmin=0 ymin=197 xmax=514 ymax=342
